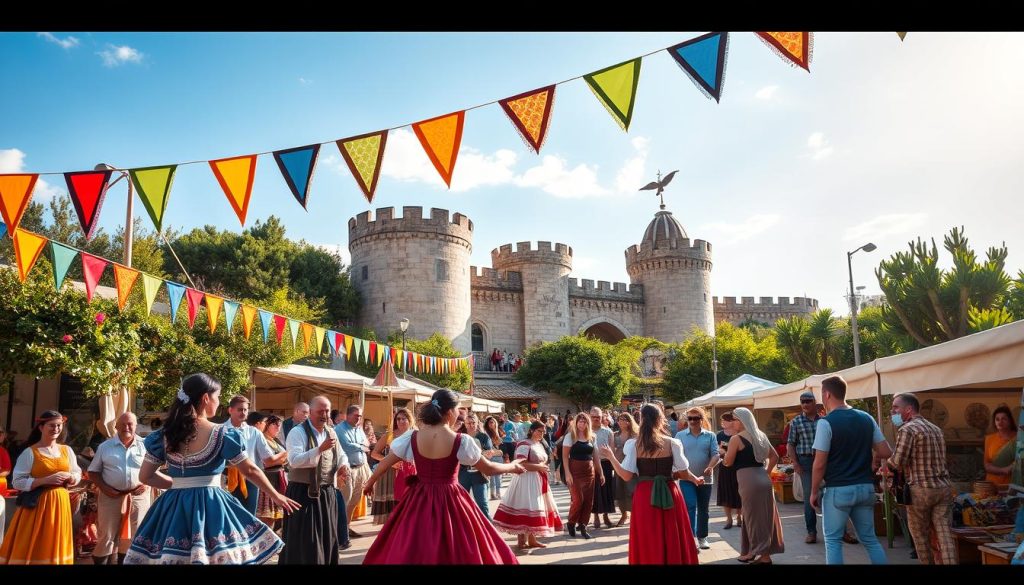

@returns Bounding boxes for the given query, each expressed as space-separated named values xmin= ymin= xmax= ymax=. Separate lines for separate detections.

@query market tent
xmin=251 ymin=364 xmax=370 ymax=415
xmin=679 ymin=374 xmax=781 ymax=410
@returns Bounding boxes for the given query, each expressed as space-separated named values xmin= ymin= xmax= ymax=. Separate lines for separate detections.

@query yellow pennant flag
xmin=412 ymin=111 xmax=465 ymax=187
xmin=300 ymin=323 xmax=314 ymax=353
xmin=205 ymin=294 xmax=224 ymax=333
xmin=344 ymin=334 xmax=353 ymax=359
xmin=141 ymin=273 xmax=162 ymax=315
xmin=377 ymin=345 xmax=385 ymax=367
xmin=12 ymin=229 xmax=47 ymax=282
xmin=113 ymin=265 xmax=140 ymax=310
xmin=209 ymin=155 xmax=258 ymax=226
xmin=314 ymin=327 xmax=326 ymax=355
xmin=241 ymin=305 xmax=258 ymax=340
xmin=584 ymin=58 xmax=642 ymax=131
xmin=337 ymin=131 xmax=388 ymax=204
xmin=0 ymin=174 xmax=39 ymax=235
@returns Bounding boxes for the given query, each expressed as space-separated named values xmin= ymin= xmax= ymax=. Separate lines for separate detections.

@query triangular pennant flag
xmin=112 ymin=265 xmax=140 ymax=310
xmin=361 ymin=339 xmax=370 ymax=363
xmin=897 ymin=32 xmax=907 ymax=41
xmin=0 ymin=222 xmax=7 ymax=239
xmin=209 ymin=155 xmax=258 ymax=226
xmin=411 ymin=111 xmax=465 ymax=187
xmin=369 ymin=341 xmax=377 ymax=365
xmin=337 ymin=131 xmax=388 ymax=204
xmin=129 ymin=165 xmax=177 ymax=232
xmin=300 ymin=322 xmax=314 ymax=353
xmin=274 ymin=315 xmax=287 ymax=345
xmin=141 ymin=274 xmax=162 ymax=315
xmin=288 ymin=319 xmax=301 ymax=348
xmin=166 ymin=282 xmax=186 ymax=322
xmin=273 ymin=144 xmax=321 ymax=209
xmin=327 ymin=330 xmax=338 ymax=357
xmin=258 ymin=309 xmax=274 ymax=343
xmin=498 ymin=85 xmax=556 ymax=154
xmin=185 ymin=288 xmax=204 ymax=328
xmin=242 ymin=305 xmax=258 ymax=340
xmin=377 ymin=345 xmax=386 ymax=367
xmin=223 ymin=301 xmax=240 ymax=335
xmin=431 ymin=357 xmax=437 ymax=374
xmin=755 ymin=32 xmax=812 ymax=71
xmin=64 ymin=170 xmax=112 ymax=240
xmin=81 ymin=253 xmax=109 ymax=302
xmin=390 ymin=347 xmax=398 ymax=365
xmin=344 ymin=334 xmax=353 ymax=358
xmin=205 ymin=294 xmax=223 ymax=334
xmin=668 ymin=32 xmax=729 ymax=102
xmin=12 ymin=229 xmax=47 ymax=282
xmin=49 ymin=241 xmax=78 ymax=290
xmin=583 ymin=58 xmax=642 ymax=131
xmin=0 ymin=174 xmax=39 ymax=235
xmin=314 ymin=327 xmax=326 ymax=356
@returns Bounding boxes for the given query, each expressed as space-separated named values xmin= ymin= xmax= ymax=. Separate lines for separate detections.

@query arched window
xmin=471 ymin=323 xmax=484 ymax=352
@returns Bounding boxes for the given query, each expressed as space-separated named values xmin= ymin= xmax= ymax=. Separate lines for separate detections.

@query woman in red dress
xmin=361 ymin=390 xmax=525 ymax=564
xmin=601 ymin=404 xmax=702 ymax=565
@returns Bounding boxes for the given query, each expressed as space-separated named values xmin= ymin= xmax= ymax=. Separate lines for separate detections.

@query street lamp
xmin=399 ymin=318 xmax=410 ymax=379
xmin=847 ymin=242 xmax=877 ymax=366
xmin=95 ymin=163 xmax=134 ymax=267
xmin=711 ymin=335 xmax=719 ymax=391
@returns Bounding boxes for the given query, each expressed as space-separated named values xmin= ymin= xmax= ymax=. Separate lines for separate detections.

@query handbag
xmin=14 ymin=486 xmax=48 ymax=508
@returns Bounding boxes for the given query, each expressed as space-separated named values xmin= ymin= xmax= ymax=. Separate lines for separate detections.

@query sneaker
xmin=698 ymin=537 xmax=710 ymax=549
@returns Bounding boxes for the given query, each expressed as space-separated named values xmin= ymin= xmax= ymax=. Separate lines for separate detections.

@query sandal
xmin=723 ymin=518 xmax=733 ymax=530
xmin=737 ymin=556 xmax=754 ymax=563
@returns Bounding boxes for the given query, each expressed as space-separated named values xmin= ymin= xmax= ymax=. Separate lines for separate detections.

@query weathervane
xmin=639 ymin=170 xmax=678 ymax=210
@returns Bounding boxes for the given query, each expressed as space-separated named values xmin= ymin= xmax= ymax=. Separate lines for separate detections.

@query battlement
xmin=713 ymin=296 xmax=819 ymax=308
xmin=624 ymin=238 xmax=712 ymax=267
xmin=491 ymin=241 xmax=573 ymax=271
xmin=470 ymin=266 xmax=524 ymax=291
xmin=348 ymin=206 xmax=474 ymax=247
xmin=568 ymin=278 xmax=644 ymax=302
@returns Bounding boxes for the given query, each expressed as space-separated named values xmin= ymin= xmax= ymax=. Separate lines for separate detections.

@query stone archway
xmin=577 ymin=317 xmax=629 ymax=344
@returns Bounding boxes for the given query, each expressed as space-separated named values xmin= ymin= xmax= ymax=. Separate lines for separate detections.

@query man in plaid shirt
xmin=788 ymin=391 xmax=823 ymax=543
xmin=883 ymin=393 xmax=956 ymax=564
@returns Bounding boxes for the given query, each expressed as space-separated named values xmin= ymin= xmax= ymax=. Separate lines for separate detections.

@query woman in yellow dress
xmin=984 ymin=405 xmax=1018 ymax=487
xmin=0 ymin=411 xmax=82 ymax=564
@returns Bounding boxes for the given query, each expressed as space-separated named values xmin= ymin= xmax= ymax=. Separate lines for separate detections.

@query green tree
xmin=289 ymin=244 xmax=361 ymax=327
xmin=774 ymin=309 xmax=844 ymax=374
xmin=515 ymin=335 xmax=635 ymax=410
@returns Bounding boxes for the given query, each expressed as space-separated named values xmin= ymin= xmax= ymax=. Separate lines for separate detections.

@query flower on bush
xmin=95 ymin=312 xmax=106 ymax=325
xmin=62 ymin=334 xmax=73 ymax=344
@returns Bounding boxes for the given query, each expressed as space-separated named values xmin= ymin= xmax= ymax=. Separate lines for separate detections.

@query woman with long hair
xmin=563 ymin=412 xmax=601 ymax=539
xmin=716 ymin=411 xmax=742 ymax=529
xmin=494 ymin=421 xmax=563 ymax=549
xmin=612 ymin=412 xmax=639 ymax=527
xmin=482 ymin=416 xmax=505 ymax=500
xmin=124 ymin=373 xmax=299 ymax=564
xmin=984 ymin=405 xmax=1018 ymax=487
xmin=361 ymin=390 xmax=524 ymax=564
xmin=458 ymin=413 xmax=496 ymax=517
xmin=369 ymin=408 xmax=416 ymax=524
xmin=0 ymin=411 xmax=80 ymax=564
xmin=256 ymin=415 xmax=289 ymax=532
xmin=601 ymin=404 xmax=701 ymax=564
xmin=721 ymin=407 xmax=784 ymax=564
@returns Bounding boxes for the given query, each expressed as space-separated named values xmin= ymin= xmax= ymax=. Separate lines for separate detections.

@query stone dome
xmin=641 ymin=210 xmax=688 ymax=249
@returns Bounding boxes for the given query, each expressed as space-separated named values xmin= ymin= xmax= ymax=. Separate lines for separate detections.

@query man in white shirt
xmin=88 ymin=412 xmax=149 ymax=565
xmin=335 ymin=405 xmax=371 ymax=538
xmin=223 ymin=396 xmax=273 ymax=514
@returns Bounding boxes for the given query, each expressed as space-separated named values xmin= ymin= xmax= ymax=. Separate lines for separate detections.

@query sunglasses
xmin=687 ymin=416 xmax=703 ymax=422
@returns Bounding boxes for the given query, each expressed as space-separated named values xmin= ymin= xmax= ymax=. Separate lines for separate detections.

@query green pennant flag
xmin=359 ymin=338 xmax=369 ymax=363
xmin=129 ymin=165 xmax=177 ymax=232
xmin=141 ymin=274 xmax=163 ymax=315
xmin=49 ymin=242 xmax=78 ymax=290
xmin=288 ymin=319 xmax=300 ymax=348
xmin=583 ymin=58 xmax=642 ymax=131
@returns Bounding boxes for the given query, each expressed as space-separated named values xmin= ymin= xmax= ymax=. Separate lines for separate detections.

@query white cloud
xmin=38 ymin=32 xmax=79 ymax=49
xmin=572 ymin=255 xmax=599 ymax=274
xmin=614 ymin=137 xmax=649 ymax=193
xmin=450 ymin=148 xmax=518 ymax=192
xmin=0 ymin=148 xmax=63 ymax=201
xmin=805 ymin=132 xmax=834 ymax=161
xmin=514 ymin=156 xmax=607 ymax=199
xmin=98 ymin=44 xmax=144 ymax=67
xmin=844 ymin=213 xmax=928 ymax=242
xmin=299 ymin=77 xmax=312 ymax=85
xmin=379 ymin=128 xmax=447 ymax=188
xmin=755 ymin=85 xmax=779 ymax=100
xmin=699 ymin=214 xmax=782 ymax=245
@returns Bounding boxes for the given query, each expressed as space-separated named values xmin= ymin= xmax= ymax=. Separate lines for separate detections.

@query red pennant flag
xmin=81 ymin=253 xmax=109 ymax=302
xmin=273 ymin=315 xmax=287 ymax=344
xmin=390 ymin=347 xmax=398 ymax=364
xmin=0 ymin=174 xmax=39 ymax=235
xmin=369 ymin=341 xmax=378 ymax=365
xmin=498 ymin=85 xmax=556 ymax=154
xmin=64 ymin=170 xmax=112 ymax=240
xmin=185 ymin=288 xmax=204 ymax=328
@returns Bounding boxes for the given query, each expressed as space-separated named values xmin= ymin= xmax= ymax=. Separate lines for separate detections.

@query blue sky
xmin=4 ymin=32 xmax=1024 ymax=315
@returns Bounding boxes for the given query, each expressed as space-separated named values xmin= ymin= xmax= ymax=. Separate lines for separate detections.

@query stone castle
xmin=348 ymin=206 xmax=818 ymax=363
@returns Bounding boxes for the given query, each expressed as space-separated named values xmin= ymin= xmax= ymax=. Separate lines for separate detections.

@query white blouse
xmin=11 ymin=445 xmax=83 ymax=491
xmin=619 ymin=437 xmax=689 ymax=475
xmin=390 ymin=431 xmax=482 ymax=465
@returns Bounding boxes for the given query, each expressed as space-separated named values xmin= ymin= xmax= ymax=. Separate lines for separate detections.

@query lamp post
xmin=95 ymin=163 xmax=134 ymax=267
xmin=711 ymin=335 xmax=719 ymax=391
xmin=400 ymin=318 xmax=410 ymax=379
xmin=847 ymin=242 xmax=877 ymax=366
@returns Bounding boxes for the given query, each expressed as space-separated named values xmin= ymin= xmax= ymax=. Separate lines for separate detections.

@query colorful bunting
xmin=63 ymin=170 xmax=112 ymax=240
xmin=129 ymin=165 xmax=177 ymax=232
xmin=344 ymin=334 xmax=354 ymax=359
xmin=337 ymin=131 xmax=388 ymax=204
xmin=583 ymin=58 xmax=642 ymax=131
xmin=113 ymin=265 xmax=140 ymax=310
xmin=223 ymin=301 xmax=240 ymax=335
xmin=81 ymin=253 xmax=109 ymax=302
xmin=327 ymin=330 xmax=338 ymax=357
xmin=209 ymin=155 xmax=258 ymax=226
xmin=288 ymin=319 xmax=301 ymax=348
xmin=258 ymin=309 xmax=274 ymax=343
xmin=205 ymin=294 xmax=223 ymax=333
xmin=13 ymin=229 xmax=47 ymax=282
xmin=141 ymin=274 xmax=162 ymax=315
xmin=0 ymin=174 xmax=39 ymax=235
xmin=274 ymin=315 xmax=287 ymax=345
xmin=897 ymin=32 xmax=907 ymax=41
xmin=668 ymin=32 xmax=729 ymax=102
xmin=300 ymin=322 xmax=314 ymax=353
xmin=185 ymin=288 xmax=205 ymax=328
xmin=755 ymin=32 xmax=812 ymax=71
xmin=166 ymin=283 xmax=186 ymax=322
xmin=369 ymin=341 xmax=377 ymax=365
xmin=314 ymin=327 xmax=326 ymax=356
xmin=412 ymin=111 xmax=465 ymax=187
xmin=273 ymin=144 xmax=321 ymax=209
xmin=242 ymin=305 xmax=258 ymax=340
xmin=49 ymin=242 xmax=78 ymax=290
xmin=498 ymin=85 xmax=556 ymax=154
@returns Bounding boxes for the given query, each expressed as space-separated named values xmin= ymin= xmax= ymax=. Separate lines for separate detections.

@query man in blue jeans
xmin=675 ymin=407 xmax=719 ymax=550
xmin=788 ymin=390 xmax=823 ymax=543
xmin=810 ymin=375 xmax=893 ymax=565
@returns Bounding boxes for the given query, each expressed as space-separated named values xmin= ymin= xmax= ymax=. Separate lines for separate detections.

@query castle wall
xmin=491 ymin=241 xmax=573 ymax=347
xmin=713 ymin=296 xmax=819 ymax=326
xmin=470 ymin=266 xmax=526 ymax=354
xmin=626 ymin=239 xmax=715 ymax=343
xmin=568 ymin=278 xmax=645 ymax=338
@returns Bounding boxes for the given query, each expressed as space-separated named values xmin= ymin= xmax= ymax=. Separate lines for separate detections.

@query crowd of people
xmin=489 ymin=348 xmax=523 ymax=373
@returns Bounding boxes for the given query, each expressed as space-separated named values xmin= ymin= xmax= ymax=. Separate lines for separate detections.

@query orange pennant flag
xmin=209 ymin=155 xmax=258 ymax=226
xmin=755 ymin=32 xmax=812 ymax=71
xmin=300 ymin=322 xmax=314 ymax=353
xmin=0 ymin=174 xmax=39 ymax=235
xmin=241 ymin=305 xmax=258 ymax=340
xmin=12 ymin=229 xmax=47 ymax=282
xmin=412 ymin=111 xmax=465 ymax=187
xmin=112 ymin=265 xmax=140 ymax=310
xmin=205 ymin=294 xmax=224 ymax=333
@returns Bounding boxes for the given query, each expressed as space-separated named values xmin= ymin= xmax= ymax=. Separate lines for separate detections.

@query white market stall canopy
xmin=679 ymin=374 xmax=781 ymax=410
